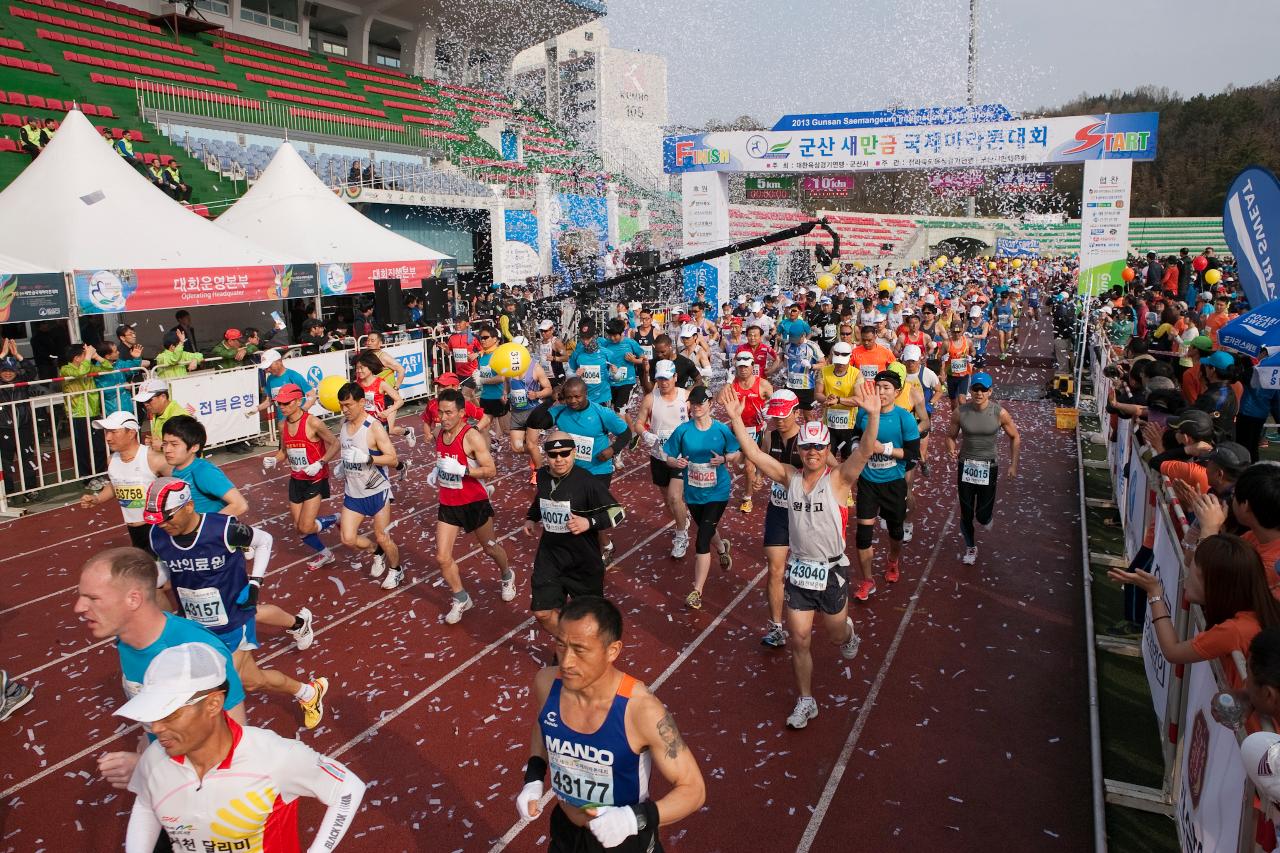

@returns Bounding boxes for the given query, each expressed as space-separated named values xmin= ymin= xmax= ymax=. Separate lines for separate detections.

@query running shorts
xmin=509 ymin=406 xmax=536 ymax=430
xmin=650 ymin=456 xmax=676 ymax=488
xmin=610 ymin=384 xmax=635 ymax=410
xmin=530 ymin=553 xmax=605 ymax=612
xmin=343 ymin=490 xmax=389 ymax=518
xmin=946 ymin=375 xmax=970 ymax=399
xmin=212 ymin=620 xmax=259 ymax=653
xmin=855 ymin=476 xmax=907 ymax=527
xmin=784 ymin=560 xmax=850 ymax=615
xmin=288 ymin=477 xmax=331 ymax=504
xmin=480 ymin=397 xmax=509 ymax=418
xmin=438 ymin=499 xmax=495 ymax=533
xmin=127 ymin=523 xmax=155 ymax=556
xmin=763 ymin=502 xmax=789 ymax=547
xmin=549 ymin=804 xmax=663 ymax=853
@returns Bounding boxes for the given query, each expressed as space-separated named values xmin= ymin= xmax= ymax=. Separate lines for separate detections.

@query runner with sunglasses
xmin=756 ymin=389 xmax=803 ymax=649
xmin=474 ymin=324 xmax=510 ymax=444
xmin=945 ymin=372 xmax=1021 ymax=565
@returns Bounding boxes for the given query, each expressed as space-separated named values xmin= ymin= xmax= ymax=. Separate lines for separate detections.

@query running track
xmin=0 ymin=322 xmax=1092 ymax=852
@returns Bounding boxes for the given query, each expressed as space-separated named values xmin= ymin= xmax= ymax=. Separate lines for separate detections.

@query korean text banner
xmin=0 ymin=272 xmax=68 ymax=322
xmin=318 ymin=260 xmax=445 ymax=296
xmin=168 ymin=367 xmax=259 ymax=448
xmin=1078 ymin=159 xmax=1133 ymax=297
xmin=72 ymin=265 xmax=318 ymax=315
xmin=1222 ymin=166 xmax=1280 ymax=312
xmin=995 ymin=237 xmax=1041 ymax=258
xmin=664 ymin=112 xmax=1158 ymax=174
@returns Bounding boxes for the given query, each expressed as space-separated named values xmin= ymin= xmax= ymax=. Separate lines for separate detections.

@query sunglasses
xmin=798 ymin=442 xmax=828 ymax=451
xmin=970 ymin=385 xmax=991 ymax=393
xmin=545 ymin=449 xmax=574 ymax=459
xmin=478 ymin=335 xmax=494 ymax=341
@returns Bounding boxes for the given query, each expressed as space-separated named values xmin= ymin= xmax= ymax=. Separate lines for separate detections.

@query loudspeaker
xmin=422 ymin=276 xmax=451 ymax=322
xmin=373 ymin=279 xmax=407 ymax=327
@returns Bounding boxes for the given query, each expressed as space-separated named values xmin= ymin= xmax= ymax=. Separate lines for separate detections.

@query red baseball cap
xmin=273 ymin=383 xmax=304 ymax=403
xmin=435 ymin=373 xmax=461 ymax=387
xmin=223 ymin=328 xmax=242 ymax=340
xmin=678 ymin=314 xmax=691 ymax=322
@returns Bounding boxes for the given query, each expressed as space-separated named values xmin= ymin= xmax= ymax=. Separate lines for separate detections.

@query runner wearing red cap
xmin=422 ymin=374 xmax=485 ymax=437
xmin=263 ymin=384 xmax=341 ymax=570
xmin=728 ymin=351 xmax=772 ymax=512
xmin=757 ymin=388 xmax=803 ymax=648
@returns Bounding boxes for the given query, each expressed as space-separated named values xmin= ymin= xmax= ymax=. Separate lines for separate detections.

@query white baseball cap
xmin=831 ymin=342 xmax=853 ymax=364
xmin=538 ymin=319 xmax=555 ymax=331
xmin=629 ymin=301 xmax=642 ymax=311
xmin=969 ymin=306 xmax=983 ymax=318
xmin=901 ymin=344 xmax=923 ymax=362
xmin=901 ymin=307 xmax=915 ymax=316
xmin=93 ymin=410 xmax=140 ymax=431
xmin=133 ymin=378 xmax=169 ymax=402
xmin=797 ymin=420 xmax=831 ymax=447
xmin=924 ymin=293 xmax=937 ymax=305
xmin=114 ymin=642 xmax=228 ymax=723
xmin=258 ymin=349 xmax=282 ymax=368
xmin=654 ymin=359 xmax=676 ymax=379
xmin=512 ymin=335 xmax=530 ymax=348
xmin=750 ymin=301 xmax=763 ymax=312
xmin=735 ymin=350 xmax=755 ymax=366
xmin=679 ymin=323 xmax=698 ymax=339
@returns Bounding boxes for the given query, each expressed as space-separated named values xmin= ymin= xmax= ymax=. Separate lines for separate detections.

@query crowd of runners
xmin=1 ymin=254 xmax=1082 ymax=851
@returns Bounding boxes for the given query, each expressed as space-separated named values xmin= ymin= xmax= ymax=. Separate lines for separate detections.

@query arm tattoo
xmin=656 ymin=711 xmax=684 ymax=760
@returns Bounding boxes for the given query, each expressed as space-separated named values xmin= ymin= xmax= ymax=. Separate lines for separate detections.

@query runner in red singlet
xmin=729 ymin=351 xmax=773 ymax=512
xmin=269 ymin=384 xmax=341 ymax=569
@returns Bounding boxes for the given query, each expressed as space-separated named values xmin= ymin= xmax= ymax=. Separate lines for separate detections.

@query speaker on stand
xmin=422 ymin=276 xmax=451 ymax=323
xmin=373 ymin=279 xmax=407 ymax=328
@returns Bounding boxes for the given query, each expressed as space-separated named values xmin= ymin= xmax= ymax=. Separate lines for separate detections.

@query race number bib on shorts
xmin=549 ymin=752 xmax=614 ymax=807
xmin=687 ymin=461 xmax=717 ymax=489
xmin=436 ymin=459 xmax=464 ymax=489
xmin=176 ymin=587 xmax=228 ymax=628
xmin=286 ymin=448 xmax=311 ymax=471
xmin=825 ymin=408 xmax=851 ymax=430
xmin=540 ymin=498 xmax=572 ymax=534
xmin=114 ymin=484 xmax=145 ymax=509
xmin=579 ymin=364 xmax=603 ymax=385
xmin=788 ymin=559 xmax=830 ymax=592
xmin=770 ymin=481 xmax=788 ymax=508
xmin=568 ymin=433 xmax=596 ymax=463
xmin=961 ymin=459 xmax=991 ymax=485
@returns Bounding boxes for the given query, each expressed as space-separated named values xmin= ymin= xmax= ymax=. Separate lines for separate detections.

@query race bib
xmin=824 ymin=323 xmax=837 ymax=339
xmin=961 ymin=459 xmax=991 ymax=485
xmin=858 ymin=365 xmax=878 ymax=381
xmin=950 ymin=357 xmax=968 ymax=373
xmin=114 ymin=484 xmax=146 ymax=509
xmin=436 ymin=458 xmax=464 ymax=489
xmin=868 ymin=453 xmax=896 ymax=470
xmin=479 ymin=366 xmax=497 ymax=381
xmin=825 ymin=408 xmax=851 ymax=430
xmin=451 ymin=347 xmax=470 ymax=363
xmin=770 ymin=481 xmax=788 ymax=508
xmin=687 ymin=461 xmax=717 ymax=488
xmin=641 ymin=345 xmax=654 ymax=361
xmin=510 ymin=388 xmax=530 ymax=410
xmin=787 ymin=371 xmax=810 ymax=388
xmin=579 ymin=364 xmax=603 ymax=385
xmin=550 ymin=751 xmax=614 ymax=807
xmin=540 ymin=498 xmax=572 ymax=534
xmin=286 ymin=447 xmax=310 ymax=471
xmin=568 ymin=433 xmax=595 ymax=463
xmin=177 ymin=586 xmax=228 ymax=628
xmin=787 ymin=559 xmax=830 ymax=592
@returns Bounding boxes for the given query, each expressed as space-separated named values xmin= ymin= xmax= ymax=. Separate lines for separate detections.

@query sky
xmin=604 ymin=0 xmax=1280 ymax=127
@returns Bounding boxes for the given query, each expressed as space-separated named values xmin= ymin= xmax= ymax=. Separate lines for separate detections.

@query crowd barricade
xmin=1088 ymin=333 xmax=1273 ymax=853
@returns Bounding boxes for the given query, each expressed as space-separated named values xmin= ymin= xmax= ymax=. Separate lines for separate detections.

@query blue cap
xmin=1203 ymin=350 xmax=1234 ymax=371
xmin=970 ymin=372 xmax=994 ymax=390
xmin=0 ymin=356 xmax=18 ymax=371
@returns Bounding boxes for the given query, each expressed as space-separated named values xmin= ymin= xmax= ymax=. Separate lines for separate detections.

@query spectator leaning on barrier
xmin=1187 ymin=462 xmax=1280 ymax=577
xmin=1239 ymin=362 xmax=1280 ymax=464
xmin=135 ymin=380 xmax=185 ymax=450
xmin=253 ymin=350 xmax=314 ymax=423
xmin=154 ymin=330 xmax=201 ymax=380
xmin=0 ymin=354 xmax=37 ymax=499
xmin=210 ymin=328 xmax=250 ymax=371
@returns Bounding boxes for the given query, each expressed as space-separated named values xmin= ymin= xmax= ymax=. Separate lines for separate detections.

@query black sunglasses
xmin=970 ymin=385 xmax=991 ymax=393
xmin=545 ymin=449 xmax=574 ymax=459
xmin=798 ymin=442 xmax=828 ymax=451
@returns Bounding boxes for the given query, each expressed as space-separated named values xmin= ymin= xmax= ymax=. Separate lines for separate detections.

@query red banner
xmin=320 ymin=259 xmax=446 ymax=295
xmin=73 ymin=265 xmax=318 ymax=314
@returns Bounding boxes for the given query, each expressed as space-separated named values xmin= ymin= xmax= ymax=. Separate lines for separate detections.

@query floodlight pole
xmin=965 ymin=0 xmax=978 ymax=219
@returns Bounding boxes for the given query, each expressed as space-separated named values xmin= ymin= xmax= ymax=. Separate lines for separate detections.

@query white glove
xmin=302 ymin=461 xmax=323 ymax=477
xmin=262 ymin=455 xmax=277 ymax=471
xmin=515 ymin=781 xmax=543 ymax=821
xmin=330 ymin=460 xmax=345 ymax=480
xmin=426 ymin=467 xmax=439 ymax=488
xmin=588 ymin=805 xmax=639 ymax=848
xmin=879 ymin=441 xmax=894 ymax=455
xmin=437 ymin=455 xmax=467 ymax=476
xmin=641 ymin=431 xmax=659 ymax=448
xmin=342 ymin=446 xmax=370 ymax=465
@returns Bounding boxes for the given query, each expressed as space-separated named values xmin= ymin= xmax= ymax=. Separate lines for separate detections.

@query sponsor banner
xmin=1176 ymin=659 xmax=1247 ymax=853
xmin=318 ymin=260 xmax=444 ymax=296
xmin=928 ymin=170 xmax=985 ymax=194
xmin=681 ymin=172 xmax=729 ymax=318
xmin=996 ymin=237 xmax=1041 ymax=258
xmin=1256 ymin=349 xmax=1280 ymax=389
xmin=1217 ymin=298 xmax=1280 ymax=358
xmin=73 ymin=265 xmax=317 ymax=315
xmin=1111 ymin=418 xmax=1130 ymax=519
xmin=169 ymin=368 xmax=260 ymax=447
xmin=771 ymin=103 xmax=1014 ymax=132
xmin=0 ymin=272 xmax=68 ymax=322
xmin=801 ymin=174 xmax=853 ymax=198
xmin=284 ymin=349 xmax=347 ymax=416
xmin=383 ymin=341 xmax=428 ymax=399
xmin=504 ymin=209 xmax=541 ymax=285
xmin=665 ymin=112 xmax=1158 ymax=174
xmin=1123 ymin=438 xmax=1148 ymax=562
xmin=744 ymin=176 xmax=795 ymax=201
xmin=1078 ymin=159 xmax=1133 ymax=297
xmin=1142 ymin=509 xmax=1183 ymax=733
xmin=996 ymin=169 xmax=1053 ymax=192
xmin=1223 ymin=166 xmax=1279 ymax=312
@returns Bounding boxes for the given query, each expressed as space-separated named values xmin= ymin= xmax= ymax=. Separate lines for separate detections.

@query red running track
xmin=0 ymin=319 xmax=1091 ymax=852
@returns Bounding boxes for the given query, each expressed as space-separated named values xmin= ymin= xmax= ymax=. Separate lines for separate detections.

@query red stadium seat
xmin=98 ymin=105 xmax=114 ymax=118
xmin=2 ymin=113 xmax=20 ymax=126
xmin=127 ymin=129 xmax=141 ymax=141
xmin=45 ymin=98 xmax=62 ymax=110
xmin=81 ymin=103 xmax=98 ymax=115
xmin=111 ymin=127 xmax=123 ymax=139
xmin=0 ymin=137 xmax=16 ymax=152
xmin=8 ymin=93 xmax=26 ymax=107
xmin=27 ymin=95 xmax=45 ymax=109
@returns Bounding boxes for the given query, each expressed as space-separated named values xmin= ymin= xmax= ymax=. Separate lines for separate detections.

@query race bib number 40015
xmin=961 ymin=459 xmax=991 ymax=485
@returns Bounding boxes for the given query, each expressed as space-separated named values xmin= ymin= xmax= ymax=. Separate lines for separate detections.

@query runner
xmin=261 ymin=384 xmax=340 ymax=570
xmin=354 ymin=350 xmax=416 ymax=452
xmin=634 ymin=361 xmax=692 ymax=559
xmin=663 ymin=385 xmax=740 ymax=610
xmin=849 ymin=324 xmax=896 ymax=385
xmin=994 ymin=291 xmax=1016 ymax=360
xmin=851 ymin=371 xmax=921 ymax=599
xmin=603 ymin=319 xmax=646 ymax=416
xmin=569 ymin=319 xmax=615 ymax=409
xmin=727 ymin=351 xmax=773 ymax=512
xmin=720 ymin=385 xmax=881 ymax=729
xmin=448 ymin=312 xmax=483 ymax=397
xmin=507 ymin=335 xmax=554 ymax=485
xmin=81 ymin=410 xmax=169 ymax=555
xmin=421 ymin=373 xmax=486 ymax=439
xmin=362 ymin=331 xmax=408 ymax=438
xmin=252 ymin=350 xmax=316 ymax=427
xmin=631 ymin=310 xmax=659 ymax=392
xmin=517 ymin=596 xmax=706 ymax=851
xmin=899 ymin=344 xmax=941 ymax=476
xmin=431 ymin=387 xmax=515 ymax=624
xmin=817 ymin=341 xmax=861 ymax=459
xmin=757 ymin=389 xmax=803 ymax=648
xmin=160 ymin=415 xmax=248 ymax=517
xmin=890 ymin=361 xmax=930 ymax=543
xmin=523 ymin=433 xmax=626 ymax=638
xmin=475 ymin=323 xmax=510 ymax=442
xmin=944 ymin=320 xmax=975 ymax=405
xmin=771 ymin=325 xmax=823 ymax=412
xmin=649 ymin=334 xmax=701 ymax=391
xmin=134 ymin=380 xmax=186 ymax=451
xmin=120 ymin=643 xmax=365 ymax=852
xmin=536 ymin=318 xmax=569 ymax=390
xmin=966 ymin=305 xmax=991 ymax=370
xmin=143 ymin=478 xmax=328 ymax=729
xmin=335 ymin=381 xmax=404 ymax=590
xmin=945 ymin=372 xmax=1021 ymax=565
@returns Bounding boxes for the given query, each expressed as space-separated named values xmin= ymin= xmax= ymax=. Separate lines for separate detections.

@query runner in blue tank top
xmin=516 ymin=597 xmax=706 ymax=852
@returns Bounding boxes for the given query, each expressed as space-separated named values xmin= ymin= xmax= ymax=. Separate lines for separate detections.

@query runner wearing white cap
xmin=721 ymin=385 xmax=881 ymax=728
xmin=536 ymin=319 xmax=569 ymax=389
xmin=634 ymin=360 xmax=693 ymax=558
xmin=817 ymin=342 xmax=860 ymax=460
xmin=899 ymin=345 xmax=941 ymax=476
xmin=678 ymin=323 xmax=711 ymax=378
xmin=82 ymin=410 xmax=171 ymax=557
xmin=728 ymin=350 xmax=773 ymax=512
xmin=121 ymin=643 xmax=365 ymax=853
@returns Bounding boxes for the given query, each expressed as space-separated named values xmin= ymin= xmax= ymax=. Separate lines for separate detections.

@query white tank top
xmin=340 ymin=418 xmax=389 ymax=499
xmin=648 ymin=388 xmax=689 ymax=459
xmin=108 ymin=447 xmax=155 ymax=525
xmin=786 ymin=470 xmax=849 ymax=564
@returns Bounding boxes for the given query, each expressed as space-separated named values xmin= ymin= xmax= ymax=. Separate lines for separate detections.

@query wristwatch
xmin=1147 ymin=595 xmax=1163 ymax=606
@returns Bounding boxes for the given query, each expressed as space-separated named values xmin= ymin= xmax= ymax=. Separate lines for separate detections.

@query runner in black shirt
xmin=649 ymin=334 xmax=702 ymax=390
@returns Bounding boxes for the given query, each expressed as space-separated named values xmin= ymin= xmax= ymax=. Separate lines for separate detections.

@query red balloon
xmin=1192 ymin=255 xmax=1209 ymax=272
xmin=1121 ymin=267 xmax=1135 ymax=282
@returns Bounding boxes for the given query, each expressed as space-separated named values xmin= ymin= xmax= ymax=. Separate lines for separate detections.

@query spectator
xmin=59 ymin=343 xmax=108 ymax=478
xmin=1190 ymin=463 xmax=1280 ymax=573
xmin=171 ymin=310 xmax=199 ymax=354
xmin=92 ymin=341 xmax=134 ymax=418
xmin=163 ymin=161 xmax=191 ymax=203
xmin=154 ymin=330 xmax=201 ymax=379
xmin=348 ymin=159 xmax=363 ymax=186
xmin=209 ymin=328 xmax=249 ymax=370
xmin=352 ymin=300 xmax=377 ymax=339
xmin=133 ymin=379 xmax=184 ymax=450
xmin=1180 ymin=336 xmax=1214 ymax=404
xmin=406 ymin=294 xmax=423 ymax=336
xmin=1160 ymin=255 xmax=1179 ymax=298
xmin=1177 ymin=247 xmax=1194 ymax=305
xmin=112 ymin=132 xmax=146 ymax=175
xmin=17 ymin=117 xmax=40 ymax=159
xmin=1203 ymin=294 xmax=1234 ymax=345
xmin=364 ymin=159 xmax=380 ymax=189
xmin=29 ymin=320 xmax=66 ymax=380
xmin=0 ymin=351 xmax=37 ymax=499
xmin=146 ymin=160 xmax=169 ymax=195
xmin=1238 ymin=360 xmax=1280 ymax=463
xmin=1194 ymin=350 xmax=1240 ymax=440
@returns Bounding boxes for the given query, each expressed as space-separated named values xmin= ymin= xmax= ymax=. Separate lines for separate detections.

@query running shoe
xmin=684 ymin=589 xmax=702 ymax=610
xmin=485 ymin=482 xmax=495 ymax=498
xmin=500 ymin=571 xmax=517 ymax=602
xmin=718 ymin=540 xmax=733 ymax=571
xmin=306 ymin=549 xmax=335 ymax=571
xmin=739 ymin=497 xmax=753 ymax=513
xmin=671 ymin=529 xmax=690 ymax=559
xmin=370 ymin=554 xmax=386 ymax=579
xmin=761 ymin=622 xmax=787 ymax=649
xmin=902 ymin=522 xmax=914 ymax=543
xmin=286 ymin=607 xmax=315 ymax=651
xmin=601 ymin=540 xmax=615 ymax=566
xmin=445 ymin=593 xmax=474 ymax=625
xmin=397 ymin=460 xmax=411 ymax=482
xmin=404 ymin=427 xmax=417 ymax=448
xmin=0 ymin=681 xmax=33 ymax=722
xmin=380 ymin=566 xmax=404 ymax=591
xmin=962 ymin=546 xmax=979 ymax=565
xmin=317 ymin=514 xmax=339 ymax=532
xmin=919 ymin=462 xmax=930 ymax=478
xmin=0 ymin=670 xmax=7 ymax=700
xmin=853 ymin=579 xmax=876 ymax=602
xmin=840 ymin=617 xmax=861 ymax=659
xmin=299 ymin=677 xmax=328 ymax=729
xmin=884 ymin=560 xmax=900 ymax=584
xmin=786 ymin=696 xmax=818 ymax=730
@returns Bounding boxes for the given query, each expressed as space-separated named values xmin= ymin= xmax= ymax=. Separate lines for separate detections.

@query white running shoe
xmin=286 ymin=607 xmax=315 ymax=651
xmin=671 ymin=529 xmax=690 ymax=559
xmin=602 ymin=540 xmax=615 ymax=565
xmin=786 ymin=696 xmax=818 ymax=730
xmin=306 ymin=549 xmax=334 ymax=571
xmin=902 ymin=522 xmax=914 ymax=543
xmin=404 ymin=426 xmax=417 ymax=448
xmin=962 ymin=546 xmax=978 ymax=565
xmin=840 ymin=616 xmax=860 ymax=659
xmin=500 ymin=572 xmax=516 ymax=602
xmin=718 ymin=540 xmax=733 ymax=570
xmin=445 ymin=593 xmax=474 ymax=625
xmin=370 ymin=554 xmax=386 ymax=579
xmin=380 ymin=567 xmax=404 ymax=590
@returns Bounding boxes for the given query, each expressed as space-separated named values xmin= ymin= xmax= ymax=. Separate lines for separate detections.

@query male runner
xmin=817 ymin=341 xmax=860 ymax=459
xmin=448 ymin=312 xmax=483 ymax=395
xmin=507 ymin=335 xmax=554 ymax=484
xmin=602 ymin=318 xmax=647 ymax=413
xmin=432 ymin=387 xmax=515 ymax=624
xmin=474 ymin=323 xmax=510 ymax=440
xmin=739 ymin=323 xmax=776 ymax=379
xmin=536 ymin=319 xmax=569 ymax=389
xmin=632 ymin=310 xmax=659 ymax=392
xmin=517 ymin=596 xmax=706 ymax=851
xmin=721 ymin=386 xmax=881 ymax=729
xmin=569 ymin=319 xmax=615 ymax=409
xmin=727 ymin=351 xmax=773 ymax=511
xmin=757 ymin=389 xmax=803 ymax=648
xmin=335 ymin=381 xmax=404 ymax=590
xmin=144 ymin=478 xmax=328 ymax=728
xmin=649 ymin=335 xmax=701 ymax=391
xmin=160 ymin=416 xmax=248 ymax=517
xmin=252 ymin=349 xmax=315 ymax=425
xmin=82 ymin=411 xmax=169 ymax=554
xmin=899 ymin=345 xmax=941 ymax=475
xmin=262 ymin=384 xmax=340 ymax=569
xmin=524 ymin=433 xmax=626 ymax=639
xmin=849 ymin=325 xmax=895 ymax=384
xmin=889 ymin=361 xmax=930 ymax=543
xmin=634 ymin=361 xmax=692 ymax=559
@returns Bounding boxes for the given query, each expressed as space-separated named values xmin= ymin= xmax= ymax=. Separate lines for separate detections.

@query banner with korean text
xmin=318 ymin=259 xmax=448 ymax=296
xmin=681 ymin=172 xmax=730 ymax=318
xmin=1141 ymin=508 xmax=1183 ymax=734
xmin=1176 ymin=660 xmax=1247 ymax=853
xmin=1078 ymin=159 xmax=1133 ymax=297
xmin=168 ymin=367 xmax=260 ymax=448
xmin=72 ymin=265 xmax=318 ymax=315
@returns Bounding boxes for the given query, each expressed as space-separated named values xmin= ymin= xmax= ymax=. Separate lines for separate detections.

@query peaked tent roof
xmin=0 ymin=109 xmax=304 ymax=271
xmin=215 ymin=142 xmax=453 ymax=269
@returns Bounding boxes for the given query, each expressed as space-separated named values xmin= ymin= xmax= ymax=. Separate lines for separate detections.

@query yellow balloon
xmin=816 ymin=273 xmax=835 ymax=290
xmin=1011 ymin=258 xmax=1023 ymax=269
xmin=1031 ymin=260 xmax=1039 ymax=268
xmin=878 ymin=278 xmax=895 ymax=291
xmin=1204 ymin=268 xmax=1222 ymax=285
xmin=936 ymin=255 xmax=949 ymax=267
xmin=852 ymin=260 xmax=865 ymax=271
xmin=827 ymin=261 xmax=841 ymax=275
xmin=988 ymin=261 xmax=997 ymax=270
xmin=317 ymin=375 xmax=346 ymax=413
xmin=490 ymin=342 xmax=533 ymax=378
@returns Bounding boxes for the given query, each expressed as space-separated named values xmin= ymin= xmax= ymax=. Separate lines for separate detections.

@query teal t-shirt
xmin=663 ymin=420 xmax=740 ymax=504
xmin=854 ymin=406 xmax=919 ymax=483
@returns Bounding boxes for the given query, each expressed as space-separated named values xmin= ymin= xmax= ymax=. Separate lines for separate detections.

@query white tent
xmin=0 ymin=109 xmax=303 ymax=272
xmin=216 ymin=142 xmax=451 ymax=291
